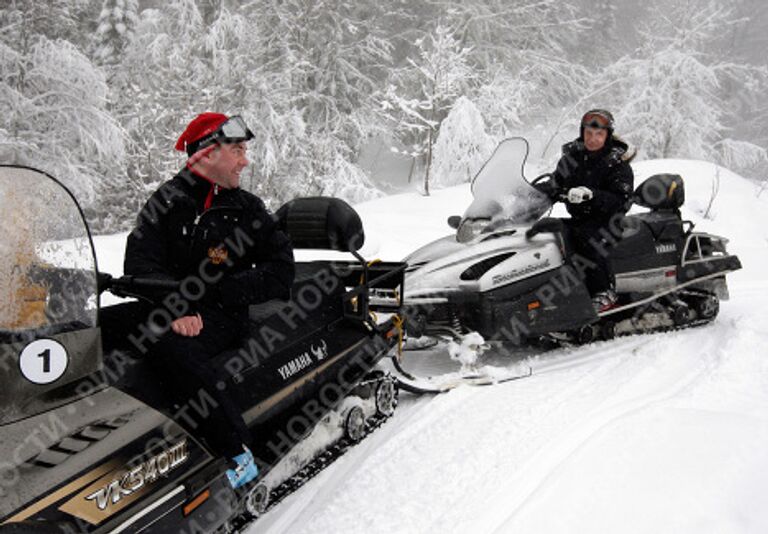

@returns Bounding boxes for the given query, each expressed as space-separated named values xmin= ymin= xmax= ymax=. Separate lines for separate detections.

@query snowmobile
xmin=400 ymin=138 xmax=741 ymax=381
xmin=0 ymin=165 xmax=405 ymax=533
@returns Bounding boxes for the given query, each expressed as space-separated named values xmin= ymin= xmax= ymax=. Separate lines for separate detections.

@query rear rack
xmin=338 ymin=253 xmax=406 ymax=322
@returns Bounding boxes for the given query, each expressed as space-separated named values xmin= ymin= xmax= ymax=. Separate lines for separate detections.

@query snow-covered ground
xmin=256 ymin=159 xmax=768 ymax=534
xmin=95 ymin=158 xmax=768 ymax=533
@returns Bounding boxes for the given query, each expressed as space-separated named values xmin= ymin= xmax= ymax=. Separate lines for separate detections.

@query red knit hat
xmin=175 ymin=112 xmax=228 ymax=154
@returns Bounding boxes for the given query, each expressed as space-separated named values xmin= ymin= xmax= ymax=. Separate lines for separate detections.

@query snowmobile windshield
xmin=457 ymin=137 xmax=551 ymax=243
xmin=0 ymin=166 xmax=100 ymax=425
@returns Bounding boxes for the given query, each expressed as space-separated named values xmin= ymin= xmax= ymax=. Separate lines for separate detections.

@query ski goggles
xmin=581 ymin=111 xmax=613 ymax=130
xmin=187 ymin=115 xmax=254 ymax=155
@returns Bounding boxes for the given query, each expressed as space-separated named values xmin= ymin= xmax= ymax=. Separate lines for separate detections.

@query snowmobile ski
xmin=390 ymin=354 xmax=533 ymax=395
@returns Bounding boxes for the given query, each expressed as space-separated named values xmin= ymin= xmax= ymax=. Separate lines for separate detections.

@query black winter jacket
xmin=124 ymin=168 xmax=294 ymax=311
xmin=550 ymin=138 xmax=635 ymax=224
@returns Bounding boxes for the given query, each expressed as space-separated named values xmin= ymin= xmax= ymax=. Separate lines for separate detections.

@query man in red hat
xmin=124 ymin=112 xmax=294 ymax=488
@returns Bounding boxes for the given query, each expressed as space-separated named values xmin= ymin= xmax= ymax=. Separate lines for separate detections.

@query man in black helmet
xmin=124 ymin=112 xmax=295 ymax=489
xmin=544 ymin=109 xmax=635 ymax=312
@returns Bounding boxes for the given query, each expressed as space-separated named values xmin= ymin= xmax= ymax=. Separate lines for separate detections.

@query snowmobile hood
xmin=405 ymin=227 xmax=562 ymax=297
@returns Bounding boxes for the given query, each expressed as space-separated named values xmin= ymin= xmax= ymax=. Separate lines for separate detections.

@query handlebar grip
xmin=101 ymin=274 xmax=181 ymax=297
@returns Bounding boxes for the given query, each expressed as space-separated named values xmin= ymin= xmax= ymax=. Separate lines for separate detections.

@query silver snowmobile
xmin=403 ymin=137 xmax=742 ymax=348
xmin=0 ymin=166 xmax=405 ymax=533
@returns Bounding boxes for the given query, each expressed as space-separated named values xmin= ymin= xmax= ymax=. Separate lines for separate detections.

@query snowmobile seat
xmin=98 ymin=301 xmax=180 ymax=410
xmin=626 ymin=174 xmax=686 ymax=242
xmin=633 ymin=173 xmax=685 ymax=211
xmin=277 ymin=196 xmax=365 ymax=252
xmin=243 ymin=197 xmax=368 ymax=358
xmin=246 ymin=264 xmax=345 ymax=330
xmin=626 ymin=211 xmax=684 ymax=242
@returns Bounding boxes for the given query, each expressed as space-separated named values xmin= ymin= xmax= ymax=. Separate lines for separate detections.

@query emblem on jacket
xmin=208 ymin=246 xmax=229 ymax=265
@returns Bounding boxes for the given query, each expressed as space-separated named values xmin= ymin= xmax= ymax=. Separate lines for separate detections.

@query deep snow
xmin=93 ymin=157 xmax=768 ymax=533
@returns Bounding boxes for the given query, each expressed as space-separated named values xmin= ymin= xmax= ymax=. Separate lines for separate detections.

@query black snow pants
xmin=149 ymin=307 xmax=252 ymax=460
xmin=562 ymin=219 xmax=617 ymax=295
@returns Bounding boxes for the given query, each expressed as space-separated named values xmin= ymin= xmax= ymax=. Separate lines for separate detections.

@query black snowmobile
xmin=402 ymin=137 xmax=741 ymax=363
xmin=0 ymin=166 xmax=405 ymax=533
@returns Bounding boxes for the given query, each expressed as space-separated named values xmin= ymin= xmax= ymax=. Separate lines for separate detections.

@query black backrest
xmin=634 ymin=174 xmax=685 ymax=211
xmin=277 ymin=197 xmax=365 ymax=252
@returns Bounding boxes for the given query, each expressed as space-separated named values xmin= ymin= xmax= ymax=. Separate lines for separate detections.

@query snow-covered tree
xmin=383 ymin=24 xmax=475 ymax=195
xmin=93 ymin=0 xmax=139 ymax=66
xmin=384 ymin=1 xmax=589 ymax=179
xmin=91 ymin=0 xmax=213 ymax=229
xmin=235 ymin=0 xmax=395 ymax=204
xmin=441 ymin=0 xmax=589 ymax=114
xmin=0 ymin=7 xmax=125 ymax=214
xmin=113 ymin=1 xmax=391 ymax=210
xmin=431 ymin=96 xmax=494 ymax=187
xmin=592 ymin=0 xmax=767 ymax=173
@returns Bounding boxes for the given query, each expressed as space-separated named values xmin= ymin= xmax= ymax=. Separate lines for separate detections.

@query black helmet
xmin=580 ymin=109 xmax=615 ymax=139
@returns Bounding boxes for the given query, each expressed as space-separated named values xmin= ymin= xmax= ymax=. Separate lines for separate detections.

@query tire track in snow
xmin=257 ymin=328 xmax=728 ymax=534
xmin=481 ymin=331 xmax=724 ymax=534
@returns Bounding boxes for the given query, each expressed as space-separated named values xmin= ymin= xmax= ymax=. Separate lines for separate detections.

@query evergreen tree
xmin=431 ymin=96 xmax=494 ymax=187
xmin=93 ymin=0 xmax=139 ymax=66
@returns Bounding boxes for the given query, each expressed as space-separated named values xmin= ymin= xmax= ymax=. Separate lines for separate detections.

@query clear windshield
xmin=457 ymin=138 xmax=551 ymax=242
xmin=0 ymin=166 xmax=102 ymax=427
xmin=0 ymin=167 xmax=98 ymax=337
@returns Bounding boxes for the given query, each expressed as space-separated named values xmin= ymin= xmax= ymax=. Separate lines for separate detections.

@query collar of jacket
xmin=175 ymin=167 xmax=235 ymax=212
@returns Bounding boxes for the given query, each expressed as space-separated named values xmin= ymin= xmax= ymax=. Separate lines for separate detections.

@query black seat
xmin=631 ymin=211 xmax=683 ymax=242
xmin=277 ymin=197 xmax=364 ymax=252
xmin=629 ymin=173 xmax=686 ymax=242
xmin=247 ymin=263 xmax=345 ymax=335
xmin=633 ymin=173 xmax=685 ymax=211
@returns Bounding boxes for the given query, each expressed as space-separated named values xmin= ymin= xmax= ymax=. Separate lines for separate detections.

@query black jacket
xmin=124 ymin=168 xmax=294 ymax=311
xmin=550 ymin=138 xmax=635 ymax=224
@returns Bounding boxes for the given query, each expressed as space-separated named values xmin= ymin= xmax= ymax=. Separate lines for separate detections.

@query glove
xmin=567 ymin=186 xmax=593 ymax=204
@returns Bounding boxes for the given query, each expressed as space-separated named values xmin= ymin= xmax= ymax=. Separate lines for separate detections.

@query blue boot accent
xmin=226 ymin=449 xmax=259 ymax=489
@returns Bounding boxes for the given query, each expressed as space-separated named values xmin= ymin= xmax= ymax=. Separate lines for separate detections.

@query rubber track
xmin=226 ymin=403 xmax=394 ymax=532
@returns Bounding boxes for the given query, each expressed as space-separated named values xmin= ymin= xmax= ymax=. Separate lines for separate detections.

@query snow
xmin=92 ymin=157 xmax=768 ymax=533
xmin=447 ymin=331 xmax=486 ymax=369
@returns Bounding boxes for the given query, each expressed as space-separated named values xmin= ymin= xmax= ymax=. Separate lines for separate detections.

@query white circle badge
xmin=19 ymin=339 xmax=69 ymax=385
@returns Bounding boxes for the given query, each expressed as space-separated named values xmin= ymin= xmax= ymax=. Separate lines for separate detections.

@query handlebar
xmin=98 ymin=273 xmax=181 ymax=298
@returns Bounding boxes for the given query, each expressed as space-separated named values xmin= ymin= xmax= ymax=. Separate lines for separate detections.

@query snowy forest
xmin=1 ymin=0 xmax=767 ymax=233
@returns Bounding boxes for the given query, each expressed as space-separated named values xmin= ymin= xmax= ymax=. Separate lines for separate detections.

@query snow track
xmin=254 ymin=295 xmax=768 ymax=533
